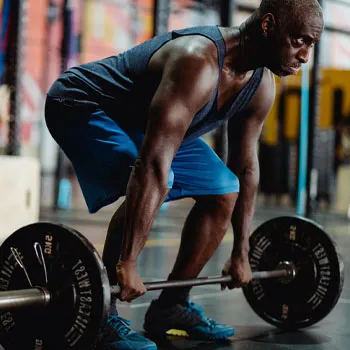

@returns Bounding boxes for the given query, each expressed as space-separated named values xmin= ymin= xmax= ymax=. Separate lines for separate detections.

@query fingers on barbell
xmin=119 ymin=287 xmax=146 ymax=302
xmin=221 ymin=280 xmax=240 ymax=290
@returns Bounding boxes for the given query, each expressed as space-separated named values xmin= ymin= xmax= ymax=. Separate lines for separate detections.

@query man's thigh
xmin=166 ymin=138 xmax=239 ymax=202
xmin=45 ymin=97 xmax=139 ymax=213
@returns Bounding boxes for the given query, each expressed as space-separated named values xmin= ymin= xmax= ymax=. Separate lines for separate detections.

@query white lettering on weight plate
xmin=65 ymin=259 xmax=93 ymax=347
xmin=307 ymin=243 xmax=332 ymax=310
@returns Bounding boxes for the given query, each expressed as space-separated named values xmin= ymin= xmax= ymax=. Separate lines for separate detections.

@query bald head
xmin=238 ymin=0 xmax=324 ymax=76
xmin=257 ymin=0 xmax=323 ymax=29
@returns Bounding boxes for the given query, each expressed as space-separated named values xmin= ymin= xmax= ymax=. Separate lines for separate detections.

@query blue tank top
xmin=48 ymin=26 xmax=264 ymax=141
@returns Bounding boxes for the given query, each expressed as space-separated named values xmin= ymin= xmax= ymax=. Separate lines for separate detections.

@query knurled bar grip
xmin=0 ymin=268 xmax=290 ymax=311
xmin=110 ymin=267 xmax=289 ymax=295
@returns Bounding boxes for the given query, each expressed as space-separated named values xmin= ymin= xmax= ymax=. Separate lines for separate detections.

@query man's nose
xmin=298 ymin=47 xmax=311 ymax=64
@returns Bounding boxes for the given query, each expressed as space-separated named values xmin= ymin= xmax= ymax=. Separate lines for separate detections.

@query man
xmin=45 ymin=0 xmax=324 ymax=349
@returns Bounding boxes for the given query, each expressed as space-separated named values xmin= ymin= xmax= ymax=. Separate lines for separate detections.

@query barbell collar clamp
xmin=0 ymin=287 xmax=50 ymax=311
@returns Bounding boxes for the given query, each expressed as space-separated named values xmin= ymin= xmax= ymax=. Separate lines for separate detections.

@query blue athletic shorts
xmin=45 ymin=97 xmax=239 ymax=213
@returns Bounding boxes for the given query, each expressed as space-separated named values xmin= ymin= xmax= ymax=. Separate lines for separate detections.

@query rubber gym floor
xmin=15 ymin=198 xmax=350 ymax=350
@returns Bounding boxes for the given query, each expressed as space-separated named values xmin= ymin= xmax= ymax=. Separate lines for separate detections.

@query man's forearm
xmin=231 ymin=169 xmax=259 ymax=256
xmin=120 ymin=159 xmax=170 ymax=263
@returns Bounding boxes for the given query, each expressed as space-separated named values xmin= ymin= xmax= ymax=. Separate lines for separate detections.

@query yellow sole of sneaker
xmin=166 ymin=329 xmax=189 ymax=337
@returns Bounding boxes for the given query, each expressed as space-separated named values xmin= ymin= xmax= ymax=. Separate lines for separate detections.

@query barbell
xmin=0 ymin=216 xmax=344 ymax=349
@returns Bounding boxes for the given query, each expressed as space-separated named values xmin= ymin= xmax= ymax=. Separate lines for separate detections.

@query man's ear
xmin=261 ymin=13 xmax=276 ymax=38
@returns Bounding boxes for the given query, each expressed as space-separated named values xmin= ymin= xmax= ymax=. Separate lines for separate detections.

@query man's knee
xmin=194 ymin=192 xmax=238 ymax=232
xmin=195 ymin=192 xmax=238 ymax=217
xmin=213 ymin=192 xmax=237 ymax=212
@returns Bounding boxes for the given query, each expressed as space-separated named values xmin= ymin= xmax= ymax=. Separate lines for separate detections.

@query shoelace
xmin=107 ymin=315 xmax=133 ymax=337
xmin=186 ymin=301 xmax=201 ymax=313
xmin=185 ymin=302 xmax=217 ymax=328
xmin=171 ymin=304 xmax=201 ymax=326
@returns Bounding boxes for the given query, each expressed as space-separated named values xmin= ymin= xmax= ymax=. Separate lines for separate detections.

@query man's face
xmin=267 ymin=14 xmax=324 ymax=77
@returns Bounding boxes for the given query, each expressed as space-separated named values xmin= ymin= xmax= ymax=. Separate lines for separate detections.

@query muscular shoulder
xmin=150 ymin=35 xmax=218 ymax=79
xmin=158 ymin=38 xmax=219 ymax=111
xmin=246 ymin=68 xmax=276 ymax=121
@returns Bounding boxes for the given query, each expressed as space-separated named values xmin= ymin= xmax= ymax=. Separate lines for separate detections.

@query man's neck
xmin=221 ymin=22 xmax=268 ymax=74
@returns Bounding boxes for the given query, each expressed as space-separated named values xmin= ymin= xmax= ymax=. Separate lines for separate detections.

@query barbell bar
xmin=0 ymin=216 xmax=344 ymax=350
xmin=110 ymin=261 xmax=295 ymax=294
xmin=0 ymin=261 xmax=294 ymax=312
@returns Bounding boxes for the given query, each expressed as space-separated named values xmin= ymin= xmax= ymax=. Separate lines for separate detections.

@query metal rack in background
xmin=4 ymin=0 xmax=28 ymax=156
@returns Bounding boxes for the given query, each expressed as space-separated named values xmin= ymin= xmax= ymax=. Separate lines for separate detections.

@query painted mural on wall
xmin=323 ymin=1 xmax=350 ymax=69
xmin=0 ymin=0 xmax=17 ymax=150
xmin=2 ymin=0 xmax=350 ymax=156
xmin=81 ymin=0 xmax=154 ymax=63
xmin=0 ymin=0 xmax=154 ymax=154
xmin=20 ymin=0 xmax=51 ymax=155
xmin=168 ymin=0 xmax=220 ymax=30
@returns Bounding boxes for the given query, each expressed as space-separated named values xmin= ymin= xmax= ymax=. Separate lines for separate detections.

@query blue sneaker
xmin=144 ymin=300 xmax=234 ymax=340
xmin=184 ymin=300 xmax=204 ymax=316
xmin=98 ymin=314 xmax=157 ymax=349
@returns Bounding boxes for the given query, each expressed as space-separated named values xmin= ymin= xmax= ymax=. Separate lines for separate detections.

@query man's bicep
xmin=140 ymin=93 xmax=194 ymax=170
xmin=228 ymin=68 xmax=276 ymax=173
xmin=139 ymin=56 xmax=217 ymax=168
xmin=227 ymin=117 xmax=264 ymax=174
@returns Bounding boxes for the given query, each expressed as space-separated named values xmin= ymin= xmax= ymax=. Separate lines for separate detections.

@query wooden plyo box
xmin=0 ymin=156 xmax=40 ymax=243
xmin=335 ymin=165 xmax=350 ymax=218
